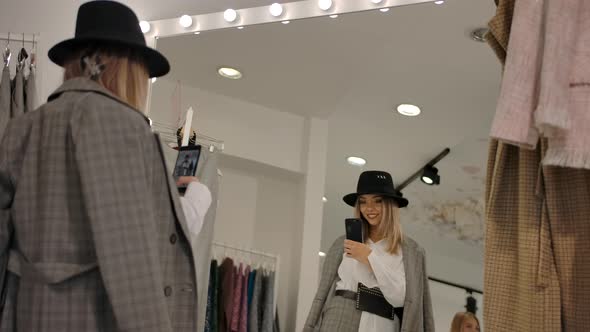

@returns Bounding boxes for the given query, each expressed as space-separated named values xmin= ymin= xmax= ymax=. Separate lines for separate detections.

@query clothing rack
xmin=212 ymin=241 xmax=280 ymax=316
xmin=0 ymin=32 xmax=38 ymax=44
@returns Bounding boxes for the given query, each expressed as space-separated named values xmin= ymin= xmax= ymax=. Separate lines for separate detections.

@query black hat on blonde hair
xmin=343 ymin=170 xmax=409 ymax=208
xmin=48 ymin=1 xmax=169 ymax=78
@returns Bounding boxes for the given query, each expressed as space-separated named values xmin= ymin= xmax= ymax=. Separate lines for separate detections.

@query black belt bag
xmin=335 ymin=283 xmax=404 ymax=323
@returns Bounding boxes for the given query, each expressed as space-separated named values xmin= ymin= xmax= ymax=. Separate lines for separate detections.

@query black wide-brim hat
xmin=48 ymin=1 xmax=169 ymax=78
xmin=343 ymin=170 xmax=409 ymax=208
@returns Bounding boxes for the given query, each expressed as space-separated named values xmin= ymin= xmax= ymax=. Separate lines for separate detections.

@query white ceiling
xmin=155 ymin=0 xmax=500 ymax=289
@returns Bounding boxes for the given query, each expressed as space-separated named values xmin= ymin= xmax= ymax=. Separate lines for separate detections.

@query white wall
xmin=214 ymin=154 xmax=305 ymax=332
xmin=150 ymin=78 xmax=307 ymax=173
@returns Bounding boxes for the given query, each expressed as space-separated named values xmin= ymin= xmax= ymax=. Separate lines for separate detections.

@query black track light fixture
xmin=465 ymin=292 xmax=478 ymax=314
xmin=421 ymin=165 xmax=440 ymax=185
xmin=396 ymin=148 xmax=450 ymax=192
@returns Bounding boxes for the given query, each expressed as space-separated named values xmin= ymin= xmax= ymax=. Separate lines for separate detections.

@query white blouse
xmin=335 ymin=239 xmax=406 ymax=332
xmin=179 ymin=182 xmax=212 ymax=238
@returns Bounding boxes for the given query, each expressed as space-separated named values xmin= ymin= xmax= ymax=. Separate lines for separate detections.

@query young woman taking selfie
xmin=304 ymin=170 xmax=434 ymax=332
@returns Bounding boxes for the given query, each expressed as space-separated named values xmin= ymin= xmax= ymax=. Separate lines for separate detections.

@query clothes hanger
xmin=3 ymin=33 xmax=11 ymax=67
xmin=17 ymin=33 xmax=28 ymax=71
xmin=29 ymin=34 xmax=36 ymax=70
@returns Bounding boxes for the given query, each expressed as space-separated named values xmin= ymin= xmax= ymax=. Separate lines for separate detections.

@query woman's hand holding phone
xmin=344 ymin=239 xmax=372 ymax=267
xmin=175 ymin=176 xmax=200 ymax=187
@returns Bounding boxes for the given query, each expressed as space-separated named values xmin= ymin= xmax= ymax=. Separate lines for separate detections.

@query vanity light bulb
xmin=224 ymin=9 xmax=238 ymax=22
xmin=318 ymin=0 xmax=333 ymax=11
xmin=347 ymin=156 xmax=367 ymax=166
xmin=139 ymin=21 xmax=151 ymax=33
xmin=179 ymin=15 xmax=193 ymax=28
xmin=269 ymin=3 xmax=284 ymax=17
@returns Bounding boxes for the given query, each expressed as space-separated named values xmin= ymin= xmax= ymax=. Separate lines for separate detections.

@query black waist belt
xmin=335 ymin=288 xmax=404 ymax=323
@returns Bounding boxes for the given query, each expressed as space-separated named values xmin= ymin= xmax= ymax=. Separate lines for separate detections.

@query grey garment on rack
xmin=191 ymin=148 xmax=220 ymax=332
xmin=10 ymin=67 xmax=24 ymax=118
xmin=24 ymin=68 xmax=37 ymax=113
xmin=261 ymin=271 xmax=275 ymax=332
xmin=249 ymin=270 xmax=263 ymax=332
xmin=0 ymin=67 xmax=10 ymax=138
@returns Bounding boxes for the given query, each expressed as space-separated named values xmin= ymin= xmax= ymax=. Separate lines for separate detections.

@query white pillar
xmin=295 ymin=117 xmax=329 ymax=331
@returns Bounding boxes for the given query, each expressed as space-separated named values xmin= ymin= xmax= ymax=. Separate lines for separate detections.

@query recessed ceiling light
xmin=347 ymin=156 xmax=367 ymax=166
xmin=371 ymin=0 xmax=384 ymax=3
xmin=224 ymin=9 xmax=238 ymax=22
xmin=237 ymin=26 xmax=244 ymax=30
xmin=139 ymin=21 xmax=151 ymax=33
xmin=322 ymin=196 xmax=328 ymax=203
xmin=319 ymin=251 xmax=327 ymax=257
xmin=194 ymin=31 xmax=200 ymax=35
xmin=282 ymin=20 xmax=290 ymax=24
xmin=434 ymin=0 xmax=445 ymax=4
xmin=218 ymin=67 xmax=243 ymax=80
xmin=330 ymin=14 xmax=339 ymax=18
xmin=318 ymin=0 xmax=333 ymax=11
xmin=179 ymin=15 xmax=193 ymax=28
xmin=151 ymin=77 xmax=157 ymax=83
xmin=380 ymin=7 xmax=390 ymax=12
xmin=397 ymin=104 xmax=421 ymax=116
xmin=269 ymin=3 xmax=284 ymax=17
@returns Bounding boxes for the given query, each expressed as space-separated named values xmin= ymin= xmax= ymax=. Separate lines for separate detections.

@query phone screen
xmin=345 ymin=218 xmax=364 ymax=243
xmin=173 ymin=146 xmax=201 ymax=192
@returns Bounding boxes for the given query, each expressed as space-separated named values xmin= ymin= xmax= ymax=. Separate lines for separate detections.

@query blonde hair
xmin=355 ymin=197 xmax=403 ymax=255
xmin=450 ymin=312 xmax=480 ymax=332
xmin=63 ymin=45 xmax=149 ymax=111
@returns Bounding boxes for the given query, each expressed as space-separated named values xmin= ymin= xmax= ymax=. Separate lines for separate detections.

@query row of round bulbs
xmin=139 ymin=0 xmax=445 ymax=33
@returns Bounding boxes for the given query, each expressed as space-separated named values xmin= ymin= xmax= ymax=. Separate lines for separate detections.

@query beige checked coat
xmin=0 ymin=78 xmax=197 ymax=331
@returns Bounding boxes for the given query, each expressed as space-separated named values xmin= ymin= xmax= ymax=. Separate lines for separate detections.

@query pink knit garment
xmin=491 ymin=0 xmax=590 ymax=169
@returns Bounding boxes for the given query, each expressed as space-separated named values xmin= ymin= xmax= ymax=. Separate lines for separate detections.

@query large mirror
xmin=148 ymin=0 xmax=498 ymax=330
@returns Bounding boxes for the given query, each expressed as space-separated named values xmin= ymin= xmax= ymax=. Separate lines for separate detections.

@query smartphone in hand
xmin=173 ymin=145 xmax=202 ymax=194
xmin=345 ymin=218 xmax=364 ymax=243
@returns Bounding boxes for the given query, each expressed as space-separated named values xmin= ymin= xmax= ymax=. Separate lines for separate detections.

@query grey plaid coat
xmin=304 ymin=235 xmax=434 ymax=332
xmin=0 ymin=78 xmax=197 ymax=331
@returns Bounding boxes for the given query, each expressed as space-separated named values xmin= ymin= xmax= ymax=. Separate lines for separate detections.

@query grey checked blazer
xmin=304 ymin=235 xmax=435 ymax=332
xmin=0 ymin=78 xmax=197 ymax=331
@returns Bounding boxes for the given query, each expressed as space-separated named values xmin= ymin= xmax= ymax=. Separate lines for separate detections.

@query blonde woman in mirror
xmin=304 ymin=170 xmax=434 ymax=332
xmin=450 ymin=312 xmax=481 ymax=332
